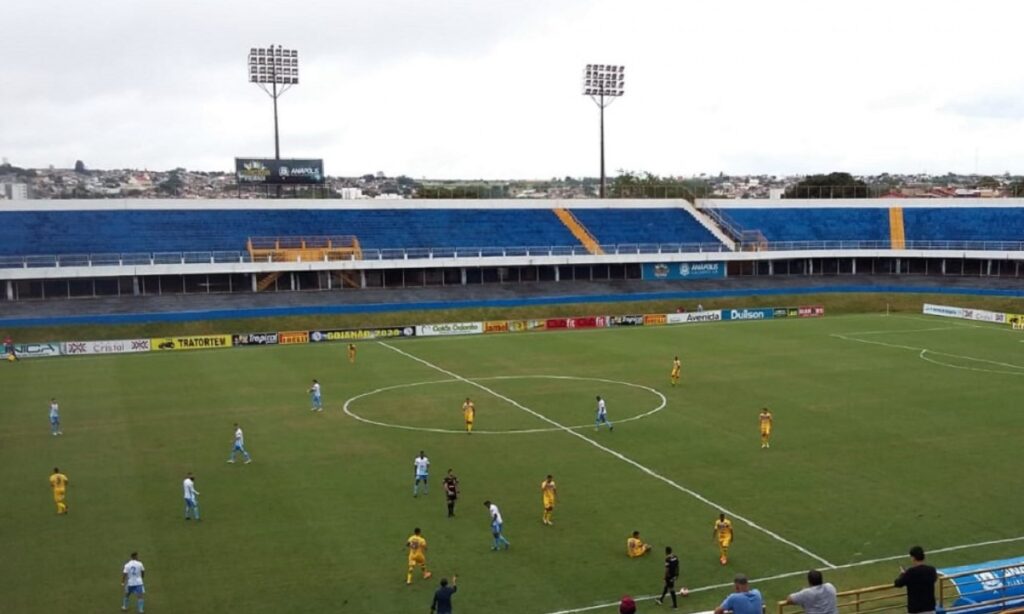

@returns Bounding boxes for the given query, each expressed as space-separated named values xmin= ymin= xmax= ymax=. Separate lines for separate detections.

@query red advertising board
xmin=798 ymin=305 xmax=825 ymax=318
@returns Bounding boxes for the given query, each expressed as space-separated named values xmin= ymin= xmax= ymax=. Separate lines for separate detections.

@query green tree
xmin=784 ymin=172 xmax=870 ymax=198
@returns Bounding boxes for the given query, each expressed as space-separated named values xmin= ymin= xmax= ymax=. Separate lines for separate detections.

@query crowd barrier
xmin=4 ymin=303 xmax=826 ymax=360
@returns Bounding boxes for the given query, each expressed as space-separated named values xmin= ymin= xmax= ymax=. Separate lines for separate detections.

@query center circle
xmin=342 ymin=375 xmax=667 ymax=435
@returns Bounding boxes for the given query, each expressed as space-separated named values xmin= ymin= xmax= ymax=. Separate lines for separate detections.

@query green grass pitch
xmin=3 ymin=313 xmax=1024 ymax=613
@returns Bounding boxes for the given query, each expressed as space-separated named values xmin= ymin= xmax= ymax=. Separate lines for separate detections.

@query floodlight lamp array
xmin=582 ymin=64 xmax=625 ymax=97
xmin=248 ymin=46 xmax=299 ymax=85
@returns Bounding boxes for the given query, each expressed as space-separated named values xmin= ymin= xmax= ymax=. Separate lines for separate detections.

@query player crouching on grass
xmin=627 ymin=531 xmax=653 ymax=558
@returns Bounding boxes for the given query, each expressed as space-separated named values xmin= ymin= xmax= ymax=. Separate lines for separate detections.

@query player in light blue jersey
xmin=183 ymin=473 xmax=200 ymax=521
xmin=308 ymin=379 xmax=323 ymax=412
xmin=227 ymin=423 xmax=252 ymax=464
xmin=49 ymin=398 xmax=62 ymax=436
xmin=595 ymin=395 xmax=613 ymax=431
xmin=484 ymin=500 xmax=511 ymax=550
xmin=413 ymin=451 xmax=430 ymax=497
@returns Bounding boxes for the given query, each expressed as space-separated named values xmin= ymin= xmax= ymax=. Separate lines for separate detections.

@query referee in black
xmin=656 ymin=546 xmax=680 ymax=608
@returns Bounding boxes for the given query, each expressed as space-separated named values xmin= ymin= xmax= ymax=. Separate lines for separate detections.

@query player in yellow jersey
xmin=49 ymin=467 xmax=69 ymax=515
xmin=462 ymin=398 xmax=475 ymax=434
xmin=540 ymin=474 xmax=557 ymax=525
xmin=671 ymin=356 xmax=682 ymax=386
xmin=405 ymin=527 xmax=432 ymax=585
xmin=347 ymin=343 xmax=357 ymax=364
xmin=627 ymin=530 xmax=652 ymax=557
xmin=759 ymin=407 xmax=773 ymax=449
xmin=713 ymin=513 xmax=733 ymax=565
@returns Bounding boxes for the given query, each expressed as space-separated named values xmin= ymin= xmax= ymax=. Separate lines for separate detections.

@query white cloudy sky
xmin=4 ymin=0 xmax=1024 ymax=178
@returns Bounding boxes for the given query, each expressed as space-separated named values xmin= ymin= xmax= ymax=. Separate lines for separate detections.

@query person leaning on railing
xmin=783 ymin=570 xmax=837 ymax=614
xmin=715 ymin=574 xmax=764 ymax=614
xmin=894 ymin=546 xmax=938 ymax=614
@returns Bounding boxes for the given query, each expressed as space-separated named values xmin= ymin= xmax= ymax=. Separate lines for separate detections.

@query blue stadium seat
xmin=712 ymin=208 xmax=890 ymax=242
xmin=903 ymin=208 xmax=1024 ymax=243
xmin=571 ymin=208 xmax=718 ymax=245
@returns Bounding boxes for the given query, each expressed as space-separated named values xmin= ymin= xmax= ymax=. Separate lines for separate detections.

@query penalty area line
xmin=543 ymin=534 xmax=1024 ymax=614
xmin=378 ymin=341 xmax=836 ymax=570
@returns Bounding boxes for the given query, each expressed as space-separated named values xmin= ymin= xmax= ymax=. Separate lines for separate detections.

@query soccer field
xmin=3 ymin=312 xmax=1024 ymax=613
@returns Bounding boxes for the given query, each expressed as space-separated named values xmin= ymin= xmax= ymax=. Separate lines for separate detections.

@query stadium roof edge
xmin=0 ymin=199 xmax=690 ymax=212
xmin=699 ymin=198 xmax=1024 ymax=209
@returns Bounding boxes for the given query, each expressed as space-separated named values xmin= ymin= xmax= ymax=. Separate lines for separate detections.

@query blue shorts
xmin=597 ymin=414 xmax=608 ymax=422
xmin=185 ymin=498 xmax=197 ymax=508
xmin=125 ymin=585 xmax=145 ymax=595
xmin=415 ymin=474 xmax=428 ymax=482
xmin=491 ymin=522 xmax=503 ymax=535
xmin=50 ymin=416 xmax=59 ymax=425
xmin=233 ymin=443 xmax=244 ymax=451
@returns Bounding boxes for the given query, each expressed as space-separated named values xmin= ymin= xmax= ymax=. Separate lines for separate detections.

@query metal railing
xmin=3 ymin=239 xmax=1024 ymax=270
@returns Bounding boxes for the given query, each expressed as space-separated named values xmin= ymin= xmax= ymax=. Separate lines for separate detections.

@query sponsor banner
xmin=644 ymin=314 xmax=668 ymax=326
xmin=62 ymin=339 xmax=151 ymax=355
xmin=508 ymin=319 xmax=547 ymax=333
xmin=798 ymin=305 xmax=826 ymax=318
xmin=12 ymin=342 xmax=61 ymax=358
xmin=722 ymin=308 xmax=774 ymax=321
xmin=415 ymin=322 xmax=484 ymax=337
xmin=279 ymin=331 xmax=310 ymax=345
xmin=773 ymin=308 xmax=789 ymax=319
xmin=235 ymin=157 xmax=325 ymax=185
xmin=642 ymin=261 xmax=726 ymax=281
xmin=546 ymin=316 xmax=608 ymax=330
xmin=923 ymin=303 xmax=966 ymax=319
xmin=666 ymin=311 xmax=724 ymax=325
xmin=484 ymin=321 xmax=510 ymax=334
xmin=232 ymin=332 xmax=279 ymax=346
xmin=939 ymin=556 xmax=1024 ymax=608
xmin=610 ymin=314 xmax=645 ymax=327
xmin=151 ymin=335 xmax=232 ymax=351
xmin=964 ymin=308 xmax=1004 ymax=324
xmin=788 ymin=307 xmax=800 ymax=317
xmin=308 ymin=327 xmax=414 ymax=342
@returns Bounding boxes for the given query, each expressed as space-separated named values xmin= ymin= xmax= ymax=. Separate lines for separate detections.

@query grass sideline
xmin=3 ymin=313 xmax=1024 ymax=613
xmin=4 ymin=291 xmax=1023 ymax=342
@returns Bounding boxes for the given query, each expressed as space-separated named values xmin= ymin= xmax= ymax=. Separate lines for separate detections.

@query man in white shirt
xmin=121 ymin=551 xmax=145 ymax=613
xmin=49 ymin=398 xmax=62 ymax=436
xmin=308 ymin=379 xmax=322 ymax=412
xmin=484 ymin=500 xmax=511 ymax=550
xmin=183 ymin=473 xmax=200 ymax=521
xmin=413 ymin=451 xmax=430 ymax=497
xmin=784 ymin=570 xmax=838 ymax=614
xmin=227 ymin=423 xmax=252 ymax=464
xmin=595 ymin=395 xmax=613 ymax=431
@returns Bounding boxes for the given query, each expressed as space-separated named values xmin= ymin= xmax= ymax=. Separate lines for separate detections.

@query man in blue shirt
xmin=430 ymin=576 xmax=457 ymax=614
xmin=715 ymin=574 xmax=763 ymax=614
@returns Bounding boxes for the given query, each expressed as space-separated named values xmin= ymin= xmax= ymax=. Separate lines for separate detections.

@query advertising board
xmin=923 ymin=304 xmax=966 ymax=319
xmin=798 ymin=305 xmax=826 ymax=318
xmin=151 ymin=335 xmax=232 ymax=351
xmin=609 ymin=315 xmax=645 ymax=327
xmin=278 ymin=331 xmax=310 ymax=345
xmin=12 ymin=342 xmax=61 ymax=358
xmin=722 ymin=308 xmax=774 ymax=321
xmin=938 ymin=556 xmax=1024 ymax=609
xmin=484 ymin=321 xmax=510 ymax=334
xmin=232 ymin=332 xmax=279 ymax=346
xmin=666 ymin=311 xmax=723 ymax=325
xmin=644 ymin=314 xmax=668 ymax=326
xmin=642 ymin=261 xmax=725 ymax=281
xmin=508 ymin=319 xmax=547 ymax=333
xmin=235 ymin=158 xmax=325 ymax=185
xmin=415 ymin=322 xmax=484 ymax=337
xmin=62 ymin=339 xmax=151 ymax=355
xmin=309 ymin=327 xmax=414 ymax=342
xmin=547 ymin=316 xmax=607 ymax=330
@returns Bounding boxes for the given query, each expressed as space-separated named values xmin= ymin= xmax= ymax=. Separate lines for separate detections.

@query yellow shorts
xmin=53 ymin=490 xmax=65 ymax=503
xmin=719 ymin=538 xmax=733 ymax=548
xmin=761 ymin=428 xmax=771 ymax=436
xmin=408 ymin=554 xmax=425 ymax=566
xmin=543 ymin=498 xmax=555 ymax=510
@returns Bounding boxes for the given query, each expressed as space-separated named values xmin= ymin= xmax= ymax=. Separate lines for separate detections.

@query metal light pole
xmin=248 ymin=45 xmax=299 ymax=160
xmin=582 ymin=64 xmax=625 ymax=198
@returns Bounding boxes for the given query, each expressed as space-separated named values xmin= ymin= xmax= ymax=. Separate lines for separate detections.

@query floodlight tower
xmin=248 ymin=44 xmax=299 ymax=160
xmin=582 ymin=64 xmax=625 ymax=198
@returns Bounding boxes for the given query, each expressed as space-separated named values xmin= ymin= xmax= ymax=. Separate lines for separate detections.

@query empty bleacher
xmin=707 ymin=207 xmax=891 ymax=242
xmin=0 ymin=209 xmax=584 ymax=256
xmin=903 ymin=207 xmax=1024 ymax=242
xmin=570 ymin=208 xmax=719 ymax=246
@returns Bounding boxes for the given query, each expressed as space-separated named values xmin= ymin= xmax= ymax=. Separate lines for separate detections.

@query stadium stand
xmin=903 ymin=207 xmax=1024 ymax=242
xmin=570 ymin=207 xmax=720 ymax=245
xmin=705 ymin=207 xmax=890 ymax=242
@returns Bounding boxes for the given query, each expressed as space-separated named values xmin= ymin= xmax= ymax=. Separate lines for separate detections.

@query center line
xmin=379 ymin=341 xmax=836 ymax=569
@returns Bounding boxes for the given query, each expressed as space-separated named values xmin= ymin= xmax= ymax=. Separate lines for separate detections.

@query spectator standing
xmin=784 ymin=570 xmax=838 ymax=614
xmin=430 ymin=576 xmax=457 ymax=614
xmin=894 ymin=546 xmax=938 ymax=614
xmin=714 ymin=574 xmax=763 ymax=614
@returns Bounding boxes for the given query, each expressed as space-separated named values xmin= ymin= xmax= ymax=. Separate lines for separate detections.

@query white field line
xmin=839 ymin=326 xmax=965 ymax=336
xmin=543 ymin=535 xmax=1024 ymax=614
xmin=378 ymin=341 xmax=836 ymax=570
xmin=832 ymin=333 xmax=1024 ymax=371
